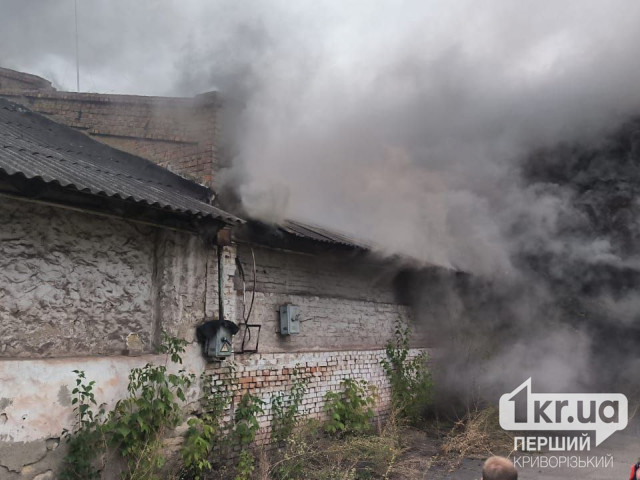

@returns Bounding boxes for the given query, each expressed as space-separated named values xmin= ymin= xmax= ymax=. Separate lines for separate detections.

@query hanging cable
xmin=239 ymin=247 xmax=258 ymax=352
xmin=245 ymin=247 xmax=257 ymax=325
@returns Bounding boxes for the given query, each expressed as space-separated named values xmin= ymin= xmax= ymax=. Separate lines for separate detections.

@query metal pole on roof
xmin=74 ymin=0 xmax=80 ymax=92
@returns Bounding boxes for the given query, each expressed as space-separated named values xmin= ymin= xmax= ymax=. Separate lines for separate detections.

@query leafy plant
xmin=181 ymin=374 xmax=231 ymax=479
xmin=233 ymin=392 xmax=265 ymax=480
xmin=324 ymin=379 xmax=377 ymax=436
xmin=59 ymin=370 xmax=106 ymax=480
xmin=105 ymin=333 xmax=193 ymax=479
xmin=271 ymin=365 xmax=308 ymax=443
xmin=235 ymin=448 xmax=255 ymax=480
xmin=60 ymin=333 xmax=195 ymax=480
xmin=381 ymin=319 xmax=433 ymax=423
xmin=233 ymin=392 xmax=265 ymax=446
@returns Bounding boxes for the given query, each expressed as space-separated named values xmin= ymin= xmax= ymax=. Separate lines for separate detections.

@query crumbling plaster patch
xmin=0 ymin=345 xmax=205 ymax=444
xmin=0 ymin=440 xmax=47 ymax=473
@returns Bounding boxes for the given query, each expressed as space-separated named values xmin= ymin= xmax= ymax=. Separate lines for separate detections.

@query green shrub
xmin=59 ymin=370 xmax=106 ymax=480
xmin=235 ymin=448 xmax=255 ymax=480
xmin=233 ymin=392 xmax=265 ymax=480
xmin=233 ymin=392 xmax=265 ymax=446
xmin=381 ymin=319 xmax=433 ymax=423
xmin=271 ymin=365 xmax=308 ymax=443
xmin=104 ymin=334 xmax=193 ymax=479
xmin=324 ymin=379 xmax=377 ymax=436
xmin=60 ymin=333 xmax=195 ymax=480
xmin=181 ymin=374 xmax=230 ymax=479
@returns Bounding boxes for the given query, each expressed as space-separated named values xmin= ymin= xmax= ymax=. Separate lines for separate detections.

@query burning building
xmin=0 ymin=67 xmax=424 ymax=477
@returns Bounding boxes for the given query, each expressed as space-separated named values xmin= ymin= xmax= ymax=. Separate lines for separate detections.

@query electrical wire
xmin=238 ymin=247 xmax=257 ymax=352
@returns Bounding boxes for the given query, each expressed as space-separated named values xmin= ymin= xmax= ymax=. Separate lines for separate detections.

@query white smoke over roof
xmin=4 ymin=6 xmax=640 ymax=262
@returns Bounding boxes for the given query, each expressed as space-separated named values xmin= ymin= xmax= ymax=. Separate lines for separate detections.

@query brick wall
xmin=232 ymin=244 xmax=412 ymax=353
xmin=195 ymin=348 xmax=426 ymax=448
xmin=0 ymin=68 xmax=220 ymax=187
xmin=0 ymin=67 xmax=53 ymax=91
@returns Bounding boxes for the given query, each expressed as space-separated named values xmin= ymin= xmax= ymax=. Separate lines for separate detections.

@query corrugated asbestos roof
xmin=280 ymin=219 xmax=369 ymax=249
xmin=0 ymin=98 xmax=242 ymax=225
xmin=0 ymin=97 xmax=366 ymax=248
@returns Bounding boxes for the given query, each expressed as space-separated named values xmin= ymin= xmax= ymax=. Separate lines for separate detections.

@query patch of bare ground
xmin=387 ymin=427 xmax=440 ymax=480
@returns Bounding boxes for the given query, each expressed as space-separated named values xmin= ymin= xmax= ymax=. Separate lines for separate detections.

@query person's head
xmin=482 ymin=456 xmax=517 ymax=480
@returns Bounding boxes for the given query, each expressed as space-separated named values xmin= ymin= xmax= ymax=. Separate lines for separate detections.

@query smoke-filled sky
xmin=5 ymin=1 xmax=640 ymax=398
xmin=3 ymin=1 xmax=640 ymax=273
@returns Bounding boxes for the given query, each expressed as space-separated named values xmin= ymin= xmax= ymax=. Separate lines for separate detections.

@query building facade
xmin=0 ymin=71 xmax=423 ymax=479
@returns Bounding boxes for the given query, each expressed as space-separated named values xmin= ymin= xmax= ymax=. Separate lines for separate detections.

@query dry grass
xmin=439 ymin=406 xmax=513 ymax=470
xmin=253 ymin=417 xmax=403 ymax=480
xmin=385 ymin=427 xmax=439 ymax=480
xmin=200 ymin=413 xmax=445 ymax=479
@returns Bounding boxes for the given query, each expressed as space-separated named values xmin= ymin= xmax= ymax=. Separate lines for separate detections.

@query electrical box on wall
xmin=209 ymin=325 xmax=233 ymax=358
xmin=196 ymin=320 xmax=240 ymax=359
xmin=279 ymin=304 xmax=300 ymax=335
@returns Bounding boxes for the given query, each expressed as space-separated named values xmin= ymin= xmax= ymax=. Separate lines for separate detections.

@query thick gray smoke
xmin=4 ymin=0 xmax=640 ymax=403
xmin=210 ymin=0 xmax=640 ymax=402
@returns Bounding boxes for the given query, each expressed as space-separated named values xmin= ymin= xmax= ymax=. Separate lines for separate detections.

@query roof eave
xmin=0 ymin=171 xmax=235 ymax=235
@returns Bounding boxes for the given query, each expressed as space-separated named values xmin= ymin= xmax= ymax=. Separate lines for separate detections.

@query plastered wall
xmin=0 ymin=197 xmax=218 ymax=357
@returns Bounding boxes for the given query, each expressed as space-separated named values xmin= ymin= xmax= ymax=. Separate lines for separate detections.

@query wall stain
xmin=56 ymin=386 xmax=70 ymax=407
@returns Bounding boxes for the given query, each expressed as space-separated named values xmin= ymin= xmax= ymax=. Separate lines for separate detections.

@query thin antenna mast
xmin=74 ymin=0 xmax=80 ymax=92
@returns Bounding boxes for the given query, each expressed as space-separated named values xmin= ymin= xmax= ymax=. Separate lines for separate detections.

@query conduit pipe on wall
xmin=218 ymin=244 xmax=224 ymax=321
xmin=216 ymin=228 xmax=232 ymax=321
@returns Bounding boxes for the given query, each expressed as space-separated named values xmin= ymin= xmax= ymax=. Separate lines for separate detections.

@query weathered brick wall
xmin=0 ymin=84 xmax=220 ymax=187
xmin=165 ymin=347 xmax=424 ymax=456
xmin=235 ymin=245 xmax=399 ymax=302
xmin=208 ymin=350 xmax=399 ymax=444
xmin=0 ymin=68 xmax=53 ymax=91
xmin=233 ymin=245 xmax=411 ymax=353
xmin=0 ymin=197 xmax=412 ymax=358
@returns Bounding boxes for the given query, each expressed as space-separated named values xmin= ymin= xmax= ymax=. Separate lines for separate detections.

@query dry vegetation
xmin=202 ymin=414 xmax=408 ymax=480
xmin=439 ymin=407 xmax=514 ymax=470
xmin=257 ymin=418 xmax=401 ymax=480
xmin=199 ymin=406 xmax=516 ymax=479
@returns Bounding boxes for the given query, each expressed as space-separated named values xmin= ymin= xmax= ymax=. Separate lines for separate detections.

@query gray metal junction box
xmin=196 ymin=319 xmax=239 ymax=360
xmin=279 ymin=304 xmax=300 ymax=335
